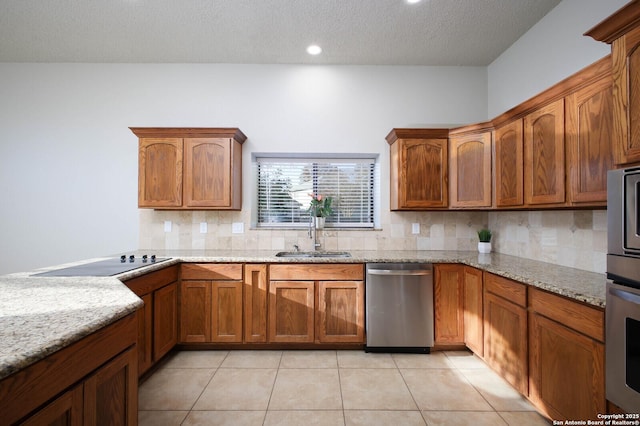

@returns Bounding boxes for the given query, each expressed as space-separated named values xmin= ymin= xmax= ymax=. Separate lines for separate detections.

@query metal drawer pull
xmin=367 ymin=269 xmax=432 ymax=276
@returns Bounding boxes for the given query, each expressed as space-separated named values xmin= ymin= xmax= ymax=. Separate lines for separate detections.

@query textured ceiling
xmin=0 ymin=0 xmax=562 ymax=65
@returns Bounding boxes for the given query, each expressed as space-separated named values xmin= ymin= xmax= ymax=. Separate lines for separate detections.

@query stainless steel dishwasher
xmin=365 ymin=263 xmax=434 ymax=353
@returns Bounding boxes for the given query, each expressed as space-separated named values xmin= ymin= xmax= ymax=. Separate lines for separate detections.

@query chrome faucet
xmin=309 ymin=215 xmax=322 ymax=251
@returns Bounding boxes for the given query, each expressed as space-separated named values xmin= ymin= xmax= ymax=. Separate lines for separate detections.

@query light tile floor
xmin=138 ymin=349 xmax=551 ymax=426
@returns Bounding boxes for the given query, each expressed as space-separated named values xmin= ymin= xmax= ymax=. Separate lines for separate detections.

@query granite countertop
xmin=0 ymin=250 xmax=607 ymax=382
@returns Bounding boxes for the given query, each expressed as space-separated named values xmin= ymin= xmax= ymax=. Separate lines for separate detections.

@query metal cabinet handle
xmin=367 ymin=269 xmax=432 ymax=276
xmin=610 ymin=287 xmax=640 ymax=305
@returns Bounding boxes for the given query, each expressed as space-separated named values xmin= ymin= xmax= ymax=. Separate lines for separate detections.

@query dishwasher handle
xmin=367 ymin=269 xmax=432 ymax=276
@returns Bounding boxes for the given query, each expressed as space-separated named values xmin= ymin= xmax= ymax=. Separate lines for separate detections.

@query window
xmin=254 ymin=154 xmax=378 ymax=228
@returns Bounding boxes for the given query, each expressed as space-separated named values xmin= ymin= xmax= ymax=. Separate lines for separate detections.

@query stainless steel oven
xmin=607 ymin=167 xmax=640 ymax=412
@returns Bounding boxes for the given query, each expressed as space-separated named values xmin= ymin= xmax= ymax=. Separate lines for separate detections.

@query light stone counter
xmin=0 ymin=250 xmax=606 ymax=381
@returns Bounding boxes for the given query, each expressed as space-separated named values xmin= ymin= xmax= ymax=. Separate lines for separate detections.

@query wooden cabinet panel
xmin=463 ymin=266 xmax=483 ymax=356
xmin=138 ymin=138 xmax=183 ymax=208
xmin=153 ymin=282 xmax=178 ymax=360
xmin=484 ymin=291 xmax=528 ymax=395
xmin=269 ymin=281 xmax=315 ymax=343
xmin=270 ymin=264 xmax=364 ymax=281
xmin=137 ymin=293 xmax=153 ymax=376
xmin=317 ymin=281 xmax=364 ymax=343
xmin=484 ymin=272 xmax=526 ymax=308
xmin=83 ymin=347 xmax=138 ymax=426
xmin=529 ymin=312 xmax=605 ymax=420
xmin=211 ymin=281 xmax=243 ymax=343
xmin=388 ymin=131 xmax=449 ymax=210
xmin=566 ymin=75 xmax=614 ymax=204
xmin=180 ymin=280 xmax=212 ymax=343
xmin=449 ymin=131 xmax=492 ymax=208
xmin=21 ymin=384 xmax=83 ymax=426
xmin=182 ymin=263 xmax=243 ymax=280
xmin=524 ymin=99 xmax=566 ymax=205
xmin=244 ymin=264 xmax=268 ymax=343
xmin=184 ymin=138 xmax=234 ymax=208
xmin=494 ymin=119 xmax=524 ymax=207
xmin=434 ymin=264 xmax=464 ymax=345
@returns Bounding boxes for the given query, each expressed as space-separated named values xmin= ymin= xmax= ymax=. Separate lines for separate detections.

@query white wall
xmin=0 ymin=63 xmax=486 ymax=274
xmin=487 ymin=0 xmax=627 ymax=118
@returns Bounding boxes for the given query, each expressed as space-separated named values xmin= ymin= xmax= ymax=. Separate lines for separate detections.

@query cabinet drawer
xmin=484 ymin=272 xmax=527 ymax=307
xmin=181 ymin=263 xmax=243 ymax=280
xmin=124 ymin=265 xmax=179 ymax=296
xmin=270 ymin=264 xmax=364 ymax=281
xmin=529 ymin=287 xmax=604 ymax=342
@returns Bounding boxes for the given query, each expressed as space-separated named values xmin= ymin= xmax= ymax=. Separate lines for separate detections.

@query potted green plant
xmin=477 ymin=228 xmax=492 ymax=253
xmin=309 ymin=193 xmax=333 ymax=229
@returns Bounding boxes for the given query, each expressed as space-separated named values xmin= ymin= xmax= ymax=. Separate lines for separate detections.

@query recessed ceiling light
xmin=407 ymin=0 xmax=422 ymax=3
xmin=307 ymin=45 xmax=322 ymax=55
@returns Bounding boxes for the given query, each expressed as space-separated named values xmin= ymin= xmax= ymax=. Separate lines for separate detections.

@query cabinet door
xmin=524 ymin=99 xmax=565 ymax=205
xmin=137 ymin=293 xmax=153 ymax=376
xmin=83 ymin=347 xmax=138 ymax=426
xmin=463 ymin=267 xmax=483 ymax=356
xmin=153 ymin=282 xmax=178 ymax=361
xmin=184 ymin=138 xmax=234 ymax=208
xmin=180 ymin=280 xmax=212 ymax=343
xmin=529 ymin=313 xmax=605 ymax=420
xmin=212 ymin=281 xmax=243 ymax=343
xmin=434 ymin=265 xmax=464 ymax=345
xmin=269 ymin=281 xmax=315 ymax=343
xmin=317 ymin=281 xmax=364 ymax=343
xmin=612 ymin=25 xmax=640 ymax=165
xmin=449 ymin=132 xmax=492 ymax=208
xmin=138 ymin=138 xmax=182 ymax=207
xmin=494 ymin=119 xmax=524 ymax=207
xmin=244 ymin=264 xmax=268 ymax=343
xmin=566 ymin=76 xmax=614 ymax=205
xmin=21 ymin=384 xmax=83 ymax=426
xmin=484 ymin=291 xmax=528 ymax=395
xmin=392 ymin=138 xmax=448 ymax=209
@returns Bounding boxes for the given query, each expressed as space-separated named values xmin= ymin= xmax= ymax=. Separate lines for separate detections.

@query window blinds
xmin=256 ymin=156 xmax=376 ymax=228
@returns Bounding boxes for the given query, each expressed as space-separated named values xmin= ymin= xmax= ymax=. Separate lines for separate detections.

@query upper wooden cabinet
xmin=586 ymin=3 xmax=640 ymax=166
xmin=494 ymin=119 xmax=524 ymax=207
xmin=387 ymin=129 xmax=449 ymax=210
xmin=448 ymin=128 xmax=492 ymax=208
xmin=131 ymin=127 xmax=246 ymax=210
xmin=565 ymin=74 xmax=614 ymax=205
xmin=523 ymin=99 xmax=566 ymax=206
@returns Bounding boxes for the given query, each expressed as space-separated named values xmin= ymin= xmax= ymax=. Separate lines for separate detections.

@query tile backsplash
xmin=139 ymin=209 xmax=607 ymax=274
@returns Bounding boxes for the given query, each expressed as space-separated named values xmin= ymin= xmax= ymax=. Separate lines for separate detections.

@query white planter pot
xmin=478 ymin=242 xmax=492 ymax=253
xmin=314 ymin=217 xmax=325 ymax=229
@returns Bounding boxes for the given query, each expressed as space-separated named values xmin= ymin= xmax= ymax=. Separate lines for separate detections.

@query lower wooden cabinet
xmin=268 ymin=264 xmax=365 ymax=345
xmin=244 ymin=264 xmax=268 ymax=343
xmin=269 ymin=280 xmax=315 ymax=343
xmin=179 ymin=263 xmax=244 ymax=344
xmin=124 ymin=265 xmax=179 ymax=376
xmin=317 ymin=280 xmax=365 ymax=343
xmin=434 ymin=264 xmax=464 ymax=345
xmin=463 ymin=266 xmax=483 ymax=356
xmin=528 ymin=288 xmax=605 ymax=420
xmin=0 ymin=314 xmax=138 ymax=426
xmin=483 ymin=273 xmax=528 ymax=395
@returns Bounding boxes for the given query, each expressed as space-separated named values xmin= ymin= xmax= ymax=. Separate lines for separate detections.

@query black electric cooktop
xmin=33 ymin=255 xmax=171 ymax=277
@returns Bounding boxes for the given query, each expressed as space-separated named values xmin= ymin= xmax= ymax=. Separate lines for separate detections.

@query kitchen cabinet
xmin=494 ymin=119 xmax=524 ymax=207
xmin=528 ymin=287 xmax=605 ymax=421
xmin=565 ymin=74 xmax=614 ymax=205
xmin=448 ymin=128 xmax=492 ymax=208
xmin=524 ymin=99 xmax=566 ymax=206
xmin=387 ymin=129 xmax=449 ymax=210
xmin=586 ymin=5 xmax=640 ymax=166
xmin=268 ymin=264 xmax=365 ymax=344
xmin=131 ymin=127 xmax=246 ymax=210
xmin=123 ymin=265 xmax=179 ymax=376
xmin=244 ymin=264 xmax=268 ymax=343
xmin=463 ymin=266 xmax=483 ymax=356
xmin=434 ymin=264 xmax=464 ymax=345
xmin=483 ymin=272 xmax=528 ymax=395
xmin=0 ymin=314 xmax=138 ymax=426
xmin=180 ymin=263 xmax=244 ymax=343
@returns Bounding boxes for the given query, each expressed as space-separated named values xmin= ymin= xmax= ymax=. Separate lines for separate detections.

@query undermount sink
xmin=275 ymin=251 xmax=352 ymax=258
